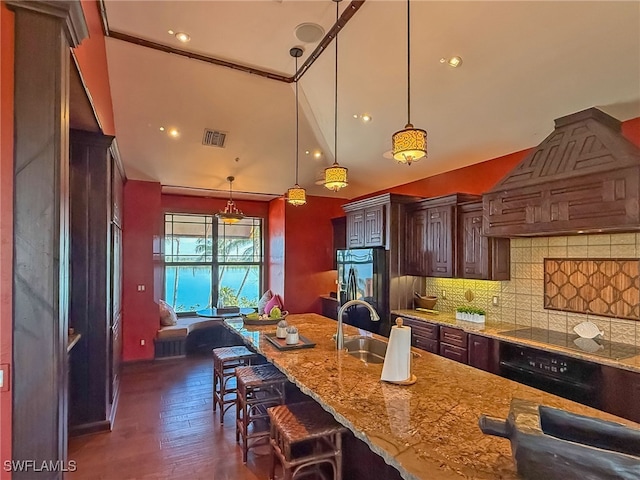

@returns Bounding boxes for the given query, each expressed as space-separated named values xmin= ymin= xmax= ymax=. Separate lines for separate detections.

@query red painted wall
xmin=283 ymin=196 xmax=345 ymax=314
xmin=0 ymin=4 xmax=13 ymax=475
xmin=74 ymin=0 xmax=115 ymax=135
xmin=622 ymin=117 xmax=640 ymax=147
xmin=268 ymin=198 xmax=285 ymax=301
xmin=122 ymin=180 xmax=162 ymax=361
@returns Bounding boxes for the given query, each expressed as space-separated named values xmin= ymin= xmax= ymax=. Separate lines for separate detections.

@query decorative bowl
xmin=241 ymin=311 xmax=289 ymax=325
xmin=573 ymin=321 xmax=604 ymax=339
xmin=414 ymin=293 xmax=437 ymax=310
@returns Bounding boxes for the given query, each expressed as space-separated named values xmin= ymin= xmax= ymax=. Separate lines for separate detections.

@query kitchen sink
xmin=343 ymin=336 xmax=419 ymax=364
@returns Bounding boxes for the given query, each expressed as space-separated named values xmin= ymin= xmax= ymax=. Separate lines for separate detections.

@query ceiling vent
xmin=202 ymin=129 xmax=227 ymax=148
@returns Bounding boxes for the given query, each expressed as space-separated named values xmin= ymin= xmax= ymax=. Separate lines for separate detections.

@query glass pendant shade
xmin=324 ymin=163 xmax=348 ymax=191
xmin=287 ymin=184 xmax=307 ymax=206
xmin=392 ymin=123 xmax=427 ymax=165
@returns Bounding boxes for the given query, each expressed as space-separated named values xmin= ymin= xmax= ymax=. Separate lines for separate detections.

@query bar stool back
xmin=268 ymin=402 xmax=347 ymax=480
xmin=212 ymin=346 xmax=258 ymax=424
xmin=235 ymin=363 xmax=288 ymax=463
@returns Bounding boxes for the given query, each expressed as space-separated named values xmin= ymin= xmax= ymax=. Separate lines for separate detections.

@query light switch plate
xmin=0 ymin=364 xmax=9 ymax=392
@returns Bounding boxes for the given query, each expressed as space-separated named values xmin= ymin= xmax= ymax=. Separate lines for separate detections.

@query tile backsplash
xmin=424 ymin=233 xmax=640 ymax=347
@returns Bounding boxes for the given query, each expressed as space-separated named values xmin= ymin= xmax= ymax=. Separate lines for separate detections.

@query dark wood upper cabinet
xmin=426 ymin=204 xmax=455 ymax=277
xmin=404 ymin=206 xmax=428 ymax=276
xmin=459 ymin=202 xmax=510 ymax=281
xmin=346 ymin=210 xmax=365 ymax=248
xmin=402 ymin=193 xmax=509 ymax=279
xmin=343 ymin=194 xmax=418 ymax=250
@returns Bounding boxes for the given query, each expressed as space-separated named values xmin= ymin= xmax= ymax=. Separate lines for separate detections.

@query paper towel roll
xmin=381 ymin=318 xmax=412 ymax=383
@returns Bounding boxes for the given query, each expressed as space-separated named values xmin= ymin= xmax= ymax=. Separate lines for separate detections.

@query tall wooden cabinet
xmin=68 ymin=130 xmax=124 ymax=435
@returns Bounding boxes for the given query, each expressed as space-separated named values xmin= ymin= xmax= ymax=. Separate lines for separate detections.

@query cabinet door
xmin=439 ymin=326 xmax=467 ymax=348
xmin=600 ymin=364 xmax=640 ymax=423
xmin=364 ymin=206 xmax=384 ymax=247
xmin=427 ymin=205 xmax=454 ymax=277
xmin=414 ymin=336 xmax=438 ymax=354
xmin=468 ymin=334 xmax=490 ymax=371
xmin=459 ymin=209 xmax=488 ymax=279
xmin=404 ymin=208 xmax=428 ymax=275
xmin=346 ymin=210 xmax=365 ymax=248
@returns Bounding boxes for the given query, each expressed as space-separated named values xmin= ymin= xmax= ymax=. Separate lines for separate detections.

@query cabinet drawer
xmin=401 ymin=317 xmax=438 ymax=340
xmin=413 ymin=335 xmax=438 ymax=354
xmin=439 ymin=343 xmax=468 ymax=364
xmin=439 ymin=326 xmax=467 ymax=348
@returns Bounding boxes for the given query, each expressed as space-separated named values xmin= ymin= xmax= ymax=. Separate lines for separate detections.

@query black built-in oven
xmin=499 ymin=342 xmax=601 ymax=408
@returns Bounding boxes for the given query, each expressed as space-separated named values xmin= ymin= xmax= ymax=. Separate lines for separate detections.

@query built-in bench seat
xmin=155 ymin=316 xmax=224 ymax=358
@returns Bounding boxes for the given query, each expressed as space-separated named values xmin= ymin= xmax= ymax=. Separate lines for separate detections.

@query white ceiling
xmin=103 ymin=0 xmax=640 ymax=199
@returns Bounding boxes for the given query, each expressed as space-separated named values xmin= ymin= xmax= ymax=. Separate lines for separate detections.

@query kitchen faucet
xmin=335 ymin=299 xmax=380 ymax=350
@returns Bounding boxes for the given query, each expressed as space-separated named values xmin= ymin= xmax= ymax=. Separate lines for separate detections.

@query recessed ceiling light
xmin=361 ymin=114 xmax=372 ymax=123
xmin=353 ymin=114 xmax=358 ymax=119
xmin=440 ymin=56 xmax=463 ymax=68
xmin=159 ymin=126 xmax=165 ymax=131
xmin=175 ymin=32 xmax=191 ymax=43
xmin=313 ymin=151 xmax=322 ymax=159
xmin=168 ymin=128 xmax=180 ymax=138
xmin=305 ymin=150 xmax=310 ymax=155
xmin=167 ymin=30 xmax=174 ymax=35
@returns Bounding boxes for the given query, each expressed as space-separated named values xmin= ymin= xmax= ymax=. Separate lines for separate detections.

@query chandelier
xmin=324 ymin=0 xmax=348 ymax=191
xmin=217 ymin=176 xmax=244 ymax=224
xmin=391 ymin=0 xmax=427 ymax=165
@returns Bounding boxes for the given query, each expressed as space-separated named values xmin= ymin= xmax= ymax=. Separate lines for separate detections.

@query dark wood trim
xmin=110 ymin=138 xmax=127 ymax=182
xmin=70 ymin=52 xmax=103 ymax=132
xmin=12 ymin=6 xmax=73 ymax=476
xmin=104 ymin=1 xmax=366 ymax=83
xmin=294 ymin=0 xmax=366 ymax=82
xmin=6 ymin=0 xmax=88 ymax=47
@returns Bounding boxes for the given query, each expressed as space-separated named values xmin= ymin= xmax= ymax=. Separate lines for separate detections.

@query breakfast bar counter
xmin=224 ymin=313 xmax=639 ymax=480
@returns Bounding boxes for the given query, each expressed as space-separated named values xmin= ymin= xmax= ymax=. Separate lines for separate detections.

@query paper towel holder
xmin=381 ymin=318 xmax=417 ymax=386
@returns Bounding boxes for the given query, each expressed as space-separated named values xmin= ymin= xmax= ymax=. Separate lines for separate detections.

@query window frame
xmin=163 ymin=212 xmax=264 ymax=314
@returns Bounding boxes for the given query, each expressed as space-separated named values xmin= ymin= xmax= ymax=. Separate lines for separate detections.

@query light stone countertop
xmin=392 ymin=309 xmax=640 ymax=373
xmin=224 ymin=313 xmax=640 ymax=480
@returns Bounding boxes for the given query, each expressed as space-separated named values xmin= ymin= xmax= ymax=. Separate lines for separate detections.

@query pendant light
xmin=217 ymin=176 xmax=244 ymax=224
xmin=324 ymin=0 xmax=348 ymax=191
xmin=287 ymin=47 xmax=307 ymax=206
xmin=391 ymin=0 xmax=427 ymax=165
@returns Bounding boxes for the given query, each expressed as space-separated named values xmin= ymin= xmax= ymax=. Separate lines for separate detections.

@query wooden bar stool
xmin=268 ymin=402 xmax=347 ymax=480
xmin=212 ymin=346 xmax=258 ymax=424
xmin=235 ymin=363 xmax=288 ymax=463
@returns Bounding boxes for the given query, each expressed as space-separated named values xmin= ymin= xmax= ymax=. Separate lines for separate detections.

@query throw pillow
xmin=159 ymin=299 xmax=178 ymax=326
xmin=264 ymin=294 xmax=283 ymax=315
xmin=257 ymin=289 xmax=273 ymax=314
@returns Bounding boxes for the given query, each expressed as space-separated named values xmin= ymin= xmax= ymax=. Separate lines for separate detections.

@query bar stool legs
xmin=212 ymin=346 xmax=258 ymax=424
xmin=235 ymin=364 xmax=288 ymax=463
xmin=268 ymin=402 xmax=347 ymax=480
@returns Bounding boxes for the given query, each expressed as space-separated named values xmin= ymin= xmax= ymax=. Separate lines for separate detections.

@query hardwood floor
xmin=68 ymin=355 xmax=272 ymax=480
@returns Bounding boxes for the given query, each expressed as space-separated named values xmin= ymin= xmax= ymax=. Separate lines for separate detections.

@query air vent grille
xmin=202 ymin=129 xmax=227 ymax=148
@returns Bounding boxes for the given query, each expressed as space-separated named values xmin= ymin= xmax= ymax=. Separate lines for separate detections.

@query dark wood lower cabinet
xmin=414 ymin=336 xmax=438 ymax=354
xmin=439 ymin=342 xmax=468 ymax=363
xmin=321 ymin=296 xmax=339 ymax=320
xmin=467 ymin=334 xmax=500 ymax=374
xmin=600 ymin=364 xmax=640 ymax=423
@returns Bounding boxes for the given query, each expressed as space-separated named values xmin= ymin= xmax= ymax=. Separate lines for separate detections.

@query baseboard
xmin=69 ymin=419 xmax=111 ymax=437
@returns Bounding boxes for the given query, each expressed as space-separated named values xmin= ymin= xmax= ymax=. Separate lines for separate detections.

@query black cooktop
xmin=500 ymin=327 xmax=638 ymax=360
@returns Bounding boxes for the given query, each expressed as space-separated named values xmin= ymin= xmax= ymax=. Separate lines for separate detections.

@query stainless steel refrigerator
xmin=336 ymin=248 xmax=388 ymax=335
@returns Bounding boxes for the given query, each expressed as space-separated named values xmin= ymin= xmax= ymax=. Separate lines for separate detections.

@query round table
xmin=196 ymin=307 xmax=256 ymax=318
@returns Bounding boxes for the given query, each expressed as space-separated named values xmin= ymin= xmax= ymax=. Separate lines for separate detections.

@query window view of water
xmin=164 ymin=213 xmax=263 ymax=313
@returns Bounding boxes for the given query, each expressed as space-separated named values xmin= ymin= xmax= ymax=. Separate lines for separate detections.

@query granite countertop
xmin=392 ymin=309 xmax=640 ymax=373
xmin=224 ymin=313 xmax=640 ymax=480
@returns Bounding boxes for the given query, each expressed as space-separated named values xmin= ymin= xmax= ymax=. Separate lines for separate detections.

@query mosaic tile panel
xmin=544 ymin=258 xmax=640 ymax=321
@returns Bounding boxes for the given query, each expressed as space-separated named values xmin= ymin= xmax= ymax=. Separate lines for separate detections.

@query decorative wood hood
xmin=483 ymin=108 xmax=640 ymax=237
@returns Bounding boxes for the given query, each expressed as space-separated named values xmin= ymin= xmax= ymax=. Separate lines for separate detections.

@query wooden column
xmin=6 ymin=1 xmax=87 ymax=476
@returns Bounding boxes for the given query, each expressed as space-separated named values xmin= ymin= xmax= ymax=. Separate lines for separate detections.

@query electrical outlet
xmin=492 ymin=296 xmax=499 ymax=306
xmin=140 ymin=339 xmax=145 ymax=346
xmin=441 ymin=290 xmax=447 ymax=299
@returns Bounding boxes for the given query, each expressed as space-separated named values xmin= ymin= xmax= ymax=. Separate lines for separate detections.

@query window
xmin=164 ymin=213 xmax=263 ymax=313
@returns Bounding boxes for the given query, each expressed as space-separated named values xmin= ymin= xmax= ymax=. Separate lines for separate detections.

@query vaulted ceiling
xmin=103 ymin=0 xmax=640 ymax=199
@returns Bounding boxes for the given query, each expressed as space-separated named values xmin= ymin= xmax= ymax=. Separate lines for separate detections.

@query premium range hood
xmin=483 ymin=108 xmax=640 ymax=237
